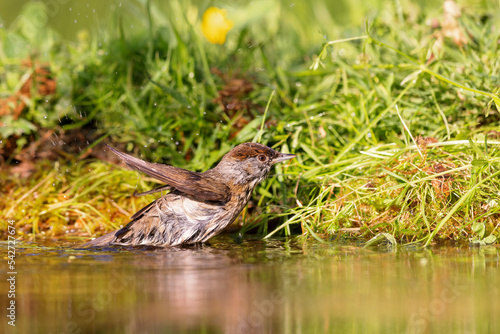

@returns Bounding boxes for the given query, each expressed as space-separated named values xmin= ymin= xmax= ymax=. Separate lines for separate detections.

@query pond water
xmin=1 ymin=236 xmax=499 ymax=334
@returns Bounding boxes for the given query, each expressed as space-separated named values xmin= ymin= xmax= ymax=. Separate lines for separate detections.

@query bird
xmin=84 ymin=142 xmax=295 ymax=247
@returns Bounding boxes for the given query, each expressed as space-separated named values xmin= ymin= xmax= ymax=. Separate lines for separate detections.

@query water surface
xmin=1 ymin=236 xmax=499 ymax=333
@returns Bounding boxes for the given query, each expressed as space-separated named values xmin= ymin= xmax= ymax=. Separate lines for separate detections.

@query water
xmin=1 ymin=236 xmax=499 ymax=333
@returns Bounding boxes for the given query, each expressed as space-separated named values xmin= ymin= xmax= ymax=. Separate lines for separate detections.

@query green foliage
xmin=1 ymin=0 xmax=500 ymax=244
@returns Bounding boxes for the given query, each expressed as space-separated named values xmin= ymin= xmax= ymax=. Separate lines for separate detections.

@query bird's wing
xmin=133 ymin=185 xmax=173 ymax=197
xmin=106 ymin=145 xmax=230 ymax=203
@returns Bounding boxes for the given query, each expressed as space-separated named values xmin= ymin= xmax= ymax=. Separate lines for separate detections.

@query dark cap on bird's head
xmin=223 ymin=142 xmax=295 ymax=165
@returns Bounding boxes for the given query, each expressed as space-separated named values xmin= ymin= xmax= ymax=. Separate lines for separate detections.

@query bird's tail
xmin=82 ymin=231 xmax=117 ymax=247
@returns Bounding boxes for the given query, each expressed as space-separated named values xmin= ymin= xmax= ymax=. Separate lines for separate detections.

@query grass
xmin=1 ymin=159 xmax=153 ymax=240
xmin=1 ymin=0 xmax=500 ymax=245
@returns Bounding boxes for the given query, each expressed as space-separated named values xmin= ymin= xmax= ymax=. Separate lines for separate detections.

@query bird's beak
xmin=272 ymin=153 xmax=296 ymax=165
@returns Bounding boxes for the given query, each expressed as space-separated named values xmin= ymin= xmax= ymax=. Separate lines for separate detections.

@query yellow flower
xmin=201 ymin=7 xmax=233 ymax=45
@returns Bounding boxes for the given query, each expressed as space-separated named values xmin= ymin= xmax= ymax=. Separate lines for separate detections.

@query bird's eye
xmin=257 ymin=154 xmax=267 ymax=162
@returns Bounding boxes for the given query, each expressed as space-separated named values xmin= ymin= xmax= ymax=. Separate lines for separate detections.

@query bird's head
xmin=214 ymin=142 xmax=295 ymax=186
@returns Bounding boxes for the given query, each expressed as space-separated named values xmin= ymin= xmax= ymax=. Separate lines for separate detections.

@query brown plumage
xmin=84 ymin=142 xmax=295 ymax=247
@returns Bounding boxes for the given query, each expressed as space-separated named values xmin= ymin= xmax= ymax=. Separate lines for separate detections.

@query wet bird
xmin=84 ymin=142 xmax=295 ymax=247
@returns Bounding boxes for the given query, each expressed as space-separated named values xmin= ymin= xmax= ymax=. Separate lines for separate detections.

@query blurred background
xmin=3 ymin=0 xmax=498 ymax=168
xmin=0 ymin=0 xmax=453 ymax=42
